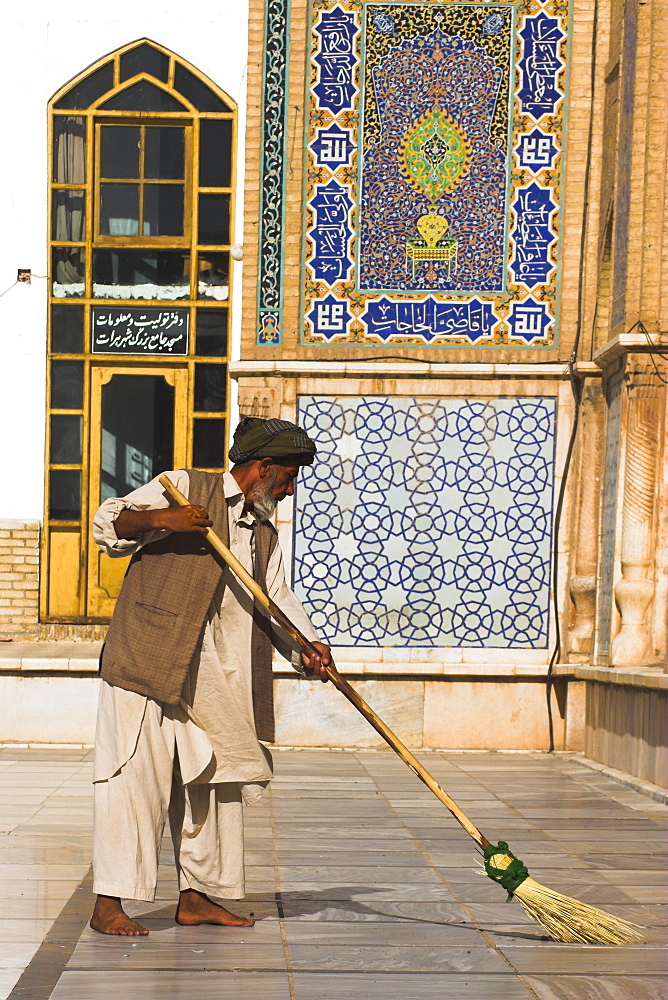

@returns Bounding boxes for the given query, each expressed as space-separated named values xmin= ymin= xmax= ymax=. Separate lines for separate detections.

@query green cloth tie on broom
xmin=483 ymin=841 xmax=530 ymax=902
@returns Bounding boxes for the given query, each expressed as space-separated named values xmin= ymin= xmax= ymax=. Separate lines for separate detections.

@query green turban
xmin=229 ymin=417 xmax=317 ymax=465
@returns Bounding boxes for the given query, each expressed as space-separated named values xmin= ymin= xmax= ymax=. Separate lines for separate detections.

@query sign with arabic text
xmin=91 ymin=308 xmax=189 ymax=355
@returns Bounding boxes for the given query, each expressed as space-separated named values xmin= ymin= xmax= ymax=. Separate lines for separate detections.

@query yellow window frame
xmin=43 ymin=39 xmax=236 ymax=623
xmin=94 ymin=119 xmax=193 ymax=247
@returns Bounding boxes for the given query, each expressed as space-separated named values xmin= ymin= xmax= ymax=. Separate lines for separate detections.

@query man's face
xmin=270 ymin=461 xmax=300 ymax=502
xmin=249 ymin=460 xmax=301 ymax=521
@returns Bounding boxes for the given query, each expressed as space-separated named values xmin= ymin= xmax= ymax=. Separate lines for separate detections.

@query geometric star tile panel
xmin=300 ymin=1 xmax=569 ymax=347
xmin=293 ymin=395 xmax=556 ymax=647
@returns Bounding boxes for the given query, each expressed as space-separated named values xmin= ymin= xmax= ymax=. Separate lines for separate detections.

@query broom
xmin=159 ymin=474 xmax=645 ymax=945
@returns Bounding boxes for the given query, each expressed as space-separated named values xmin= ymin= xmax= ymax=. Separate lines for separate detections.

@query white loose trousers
xmin=93 ymin=697 xmax=245 ymax=902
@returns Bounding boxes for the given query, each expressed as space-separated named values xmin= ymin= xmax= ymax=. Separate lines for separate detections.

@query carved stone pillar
xmin=236 ymin=376 xmax=282 ymax=419
xmin=611 ymin=362 xmax=661 ymax=666
xmin=569 ymin=385 xmax=604 ymax=656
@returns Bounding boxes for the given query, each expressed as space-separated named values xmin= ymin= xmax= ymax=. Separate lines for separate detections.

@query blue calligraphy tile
xmin=306 ymin=292 xmax=353 ymax=339
xmin=507 ymin=296 xmax=553 ymax=343
xmin=482 ymin=11 xmax=505 ymax=36
xmin=516 ymin=128 xmax=559 ymax=172
xmin=307 ymin=182 xmax=354 ymax=284
xmin=510 ymin=183 xmax=557 ymax=289
xmin=518 ymin=13 xmax=565 ymax=120
xmin=311 ymin=122 xmax=355 ymax=169
xmin=373 ymin=12 xmax=395 ymax=34
xmin=362 ymin=297 xmax=497 ymax=344
xmin=313 ymin=6 xmax=359 ymax=114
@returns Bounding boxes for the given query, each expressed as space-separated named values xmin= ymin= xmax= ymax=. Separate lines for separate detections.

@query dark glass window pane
xmin=52 ymin=190 xmax=85 ymax=242
xmin=199 ymin=120 xmax=232 ymax=187
xmin=52 ymin=248 xmax=85 ymax=298
xmin=49 ymin=471 xmax=81 ymax=520
xmin=50 ymin=415 xmax=82 ymax=463
xmin=193 ymin=419 xmax=226 ymax=467
xmin=145 ymin=128 xmax=184 ymax=179
xmin=93 ymin=250 xmax=190 ymax=299
xmin=197 ymin=253 xmax=230 ymax=302
xmin=51 ymin=305 xmax=84 ymax=353
xmin=198 ymin=194 xmax=229 ymax=245
xmin=174 ymin=65 xmax=231 ymax=112
xmin=194 ymin=364 xmax=227 ymax=412
xmin=197 ymin=253 xmax=228 ymax=301
xmin=53 ymin=116 xmax=86 ymax=183
xmin=100 ymin=184 xmax=139 ymax=236
xmin=54 ymin=63 xmax=114 ymax=110
xmin=100 ymin=126 xmax=140 ymax=178
xmin=143 ymin=185 xmax=184 ymax=236
xmin=100 ymin=375 xmax=174 ymax=501
xmin=120 ymin=43 xmax=169 ymax=83
xmin=98 ymin=81 xmax=187 ymax=112
xmin=196 ymin=308 xmax=228 ymax=356
xmin=51 ymin=361 xmax=83 ymax=409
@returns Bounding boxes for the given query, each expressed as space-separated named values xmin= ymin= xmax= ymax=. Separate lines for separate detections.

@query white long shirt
xmin=92 ymin=470 xmax=319 ymax=801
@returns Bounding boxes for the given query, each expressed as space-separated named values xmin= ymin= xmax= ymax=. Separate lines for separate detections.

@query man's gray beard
xmin=249 ymin=469 xmax=279 ymax=522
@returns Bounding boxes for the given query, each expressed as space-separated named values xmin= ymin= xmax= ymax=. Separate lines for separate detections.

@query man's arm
xmin=92 ymin=470 xmax=209 ymax=556
xmin=114 ymin=505 xmax=212 ymax=539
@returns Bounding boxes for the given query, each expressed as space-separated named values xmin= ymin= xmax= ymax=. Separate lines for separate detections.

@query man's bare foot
xmin=175 ymin=888 xmax=255 ymax=927
xmin=90 ymin=894 xmax=149 ymax=936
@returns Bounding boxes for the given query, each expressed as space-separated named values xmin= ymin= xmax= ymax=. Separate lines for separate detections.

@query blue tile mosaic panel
xmin=302 ymin=0 xmax=569 ymax=347
xmin=293 ymin=396 xmax=556 ymax=648
xmin=256 ymin=0 xmax=290 ymax=345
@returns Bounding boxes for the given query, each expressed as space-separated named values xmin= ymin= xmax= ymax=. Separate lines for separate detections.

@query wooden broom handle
xmin=159 ymin=474 xmax=489 ymax=849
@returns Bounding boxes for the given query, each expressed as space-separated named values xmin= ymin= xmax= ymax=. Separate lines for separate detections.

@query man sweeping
xmin=89 ymin=417 xmax=331 ymax=936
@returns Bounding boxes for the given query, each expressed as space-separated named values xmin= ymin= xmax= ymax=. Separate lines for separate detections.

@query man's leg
xmin=169 ymin=777 xmax=254 ymax=927
xmin=91 ymin=700 xmax=175 ymax=935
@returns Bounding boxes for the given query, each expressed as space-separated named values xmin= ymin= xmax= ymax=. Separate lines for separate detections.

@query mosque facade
xmin=0 ymin=0 xmax=665 ymax=789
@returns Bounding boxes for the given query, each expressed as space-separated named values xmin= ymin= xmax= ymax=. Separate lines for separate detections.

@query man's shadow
xmin=131 ymin=885 xmax=548 ymax=940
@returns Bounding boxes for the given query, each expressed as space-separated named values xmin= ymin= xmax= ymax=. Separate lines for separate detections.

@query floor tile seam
xmin=5 ymin=865 xmax=95 ymax=1000
xmin=553 ymin=754 xmax=668 ymax=809
xmin=450 ymin=766 xmax=653 ymax=920
xmin=352 ymin=751 xmax=543 ymax=1000
xmin=18 ymin=781 xmax=73 ymax=827
xmin=444 ymin=763 xmax=548 ymax=826
xmin=267 ymin=786 xmax=297 ymax=1000
xmin=278 ymin=942 xmax=495 ymax=951
xmin=435 ymin=752 xmax=546 ymax=847
xmin=64 ymin=965 xmax=548 ymax=974
xmin=559 ymin=772 xmax=664 ymax=807
xmin=455 ymin=759 xmax=630 ymax=887
xmin=56 ymin=967 xmax=569 ymax=976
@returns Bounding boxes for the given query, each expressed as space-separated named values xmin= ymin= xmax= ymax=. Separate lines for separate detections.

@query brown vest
xmin=100 ymin=470 xmax=279 ymax=741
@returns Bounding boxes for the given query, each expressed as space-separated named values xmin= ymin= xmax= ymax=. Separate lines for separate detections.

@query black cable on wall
xmin=545 ymin=0 xmax=600 ymax=751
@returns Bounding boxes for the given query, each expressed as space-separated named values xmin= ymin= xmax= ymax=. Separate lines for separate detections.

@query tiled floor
xmin=1 ymin=748 xmax=666 ymax=1000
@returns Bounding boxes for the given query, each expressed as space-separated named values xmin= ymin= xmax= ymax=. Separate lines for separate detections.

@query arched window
xmin=44 ymin=40 xmax=236 ymax=620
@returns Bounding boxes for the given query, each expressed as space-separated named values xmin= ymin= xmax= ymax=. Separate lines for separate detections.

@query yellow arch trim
xmin=49 ymin=37 xmax=237 ymax=112
xmin=88 ymin=73 xmax=197 ymax=114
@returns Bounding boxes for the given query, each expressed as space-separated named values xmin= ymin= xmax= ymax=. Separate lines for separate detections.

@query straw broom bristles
xmin=514 ymin=877 xmax=645 ymax=945
xmin=483 ymin=849 xmax=645 ymax=944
